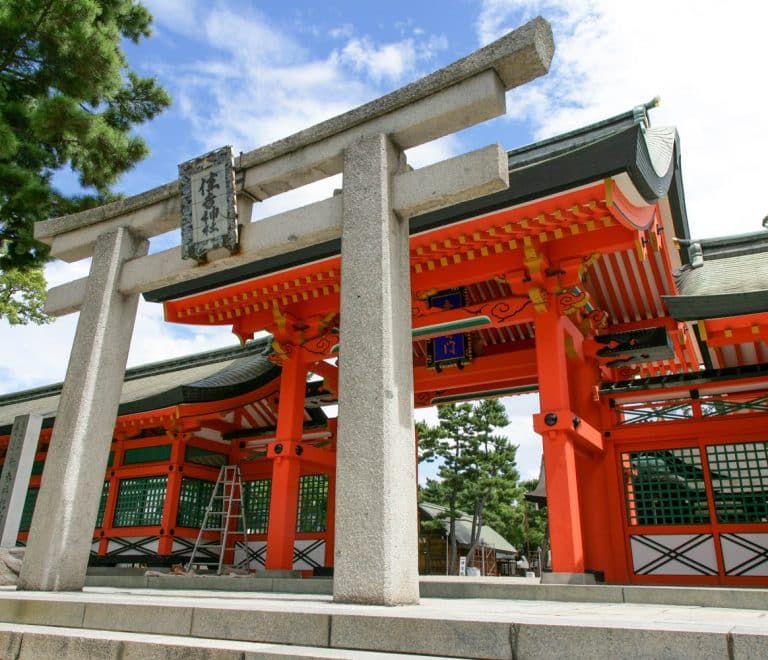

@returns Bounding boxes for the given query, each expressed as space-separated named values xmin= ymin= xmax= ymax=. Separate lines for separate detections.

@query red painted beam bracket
xmin=533 ymin=408 xmax=604 ymax=453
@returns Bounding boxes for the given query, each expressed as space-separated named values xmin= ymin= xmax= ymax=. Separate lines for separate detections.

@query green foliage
xmin=0 ymin=0 xmax=170 ymax=322
xmin=0 ymin=249 xmax=50 ymax=324
xmin=418 ymin=399 xmax=522 ymax=572
xmin=482 ymin=478 xmax=548 ymax=559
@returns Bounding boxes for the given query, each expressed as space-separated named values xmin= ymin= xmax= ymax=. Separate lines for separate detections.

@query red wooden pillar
xmin=568 ymin=343 xmax=618 ymax=578
xmin=158 ymin=429 xmax=184 ymax=556
xmin=601 ymin=440 xmax=631 ymax=582
xmin=99 ymin=433 xmax=124 ymax=555
xmin=265 ymin=355 xmax=306 ymax=569
xmin=534 ymin=307 xmax=585 ymax=574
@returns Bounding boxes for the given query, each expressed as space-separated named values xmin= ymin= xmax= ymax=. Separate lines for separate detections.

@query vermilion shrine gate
xmin=3 ymin=17 xmax=767 ymax=598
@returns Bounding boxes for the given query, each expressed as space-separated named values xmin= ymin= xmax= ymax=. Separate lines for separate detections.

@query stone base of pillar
xmin=540 ymin=571 xmax=598 ymax=585
xmin=0 ymin=547 xmax=24 ymax=586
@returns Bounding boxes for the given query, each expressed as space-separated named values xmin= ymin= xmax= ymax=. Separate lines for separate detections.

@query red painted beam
xmin=414 ymin=349 xmax=537 ymax=393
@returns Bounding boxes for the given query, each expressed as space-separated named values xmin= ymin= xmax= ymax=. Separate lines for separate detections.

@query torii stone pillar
xmin=18 ymin=228 xmax=146 ymax=590
xmin=334 ymin=134 xmax=418 ymax=603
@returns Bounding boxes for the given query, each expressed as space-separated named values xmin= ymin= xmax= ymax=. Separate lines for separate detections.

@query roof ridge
xmin=0 ymin=336 xmax=273 ymax=407
xmin=505 ymin=98 xmax=657 ymax=165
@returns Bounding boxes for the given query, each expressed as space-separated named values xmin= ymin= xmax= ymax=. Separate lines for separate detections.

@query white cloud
xmin=406 ymin=134 xmax=463 ymax=169
xmin=340 ymin=37 xmax=414 ymax=83
xmin=126 ymin=300 xmax=238 ymax=368
xmin=0 ymin=261 xmax=235 ymax=396
xmin=339 ymin=34 xmax=448 ymax=83
xmin=142 ymin=0 xmax=200 ymax=38
xmin=0 ymin=301 xmax=235 ymax=396
xmin=145 ymin=2 xmax=452 ymax=161
xmin=204 ymin=7 xmax=303 ymax=63
xmin=0 ymin=314 xmax=77 ymax=393
xmin=329 ymin=24 xmax=355 ymax=40
xmin=477 ymin=0 xmax=768 ymax=239
xmin=254 ymin=175 xmax=341 ymax=219
xmin=502 ymin=393 xmax=542 ymax=481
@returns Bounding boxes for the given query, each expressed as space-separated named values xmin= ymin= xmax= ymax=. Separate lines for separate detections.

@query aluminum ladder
xmin=186 ymin=464 xmax=250 ymax=574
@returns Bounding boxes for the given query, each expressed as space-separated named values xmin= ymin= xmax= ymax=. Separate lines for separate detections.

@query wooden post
xmin=98 ymin=434 xmax=124 ymax=557
xmin=535 ymin=307 xmax=585 ymax=574
xmin=159 ymin=430 xmax=185 ymax=556
xmin=265 ymin=355 xmax=306 ymax=570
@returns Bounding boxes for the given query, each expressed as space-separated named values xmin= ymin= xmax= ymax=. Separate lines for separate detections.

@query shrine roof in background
xmin=0 ymin=339 xmax=291 ymax=434
xmin=146 ymin=100 xmax=682 ymax=304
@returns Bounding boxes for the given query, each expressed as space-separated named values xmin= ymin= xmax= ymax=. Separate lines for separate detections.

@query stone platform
xmin=0 ymin=580 xmax=766 ymax=658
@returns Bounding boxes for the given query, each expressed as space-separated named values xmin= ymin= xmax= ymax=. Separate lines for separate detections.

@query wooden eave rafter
xmin=165 ymin=259 xmax=342 ymax=327
xmin=159 ymin=177 xmax=698 ymax=380
xmin=695 ymin=313 xmax=768 ymax=369
xmin=699 ymin=314 xmax=768 ymax=347
xmin=164 ymin=180 xmax=639 ymax=326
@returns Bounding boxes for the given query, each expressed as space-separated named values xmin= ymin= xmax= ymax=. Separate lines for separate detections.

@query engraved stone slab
xmin=179 ymin=146 xmax=238 ymax=261
xmin=0 ymin=414 xmax=42 ymax=548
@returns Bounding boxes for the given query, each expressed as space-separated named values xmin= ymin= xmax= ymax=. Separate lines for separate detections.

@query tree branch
xmin=0 ymin=0 xmax=57 ymax=74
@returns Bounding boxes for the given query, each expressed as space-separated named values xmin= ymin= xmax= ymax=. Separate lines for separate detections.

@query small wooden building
xmin=418 ymin=502 xmax=516 ymax=576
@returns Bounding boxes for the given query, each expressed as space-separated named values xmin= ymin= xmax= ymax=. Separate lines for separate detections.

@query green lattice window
xmin=21 ymin=483 xmax=108 ymax=532
xmin=622 ymin=448 xmax=710 ymax=526
xmin=243 ymin=478 xmax=271 ymax=534
xmin=706 ymin=441 xmax=768 ymax=523
xmin=296 ymin=474 xmax=328 ymax=533
xmin=95 ymin=481 xmax=110 ymax=528
xmin=19 ymin=488 xmax=38 ymax=532
xmin=177 ymin=477 xmax=215 ymax=528
xmin=113 ymin=475 xmax=167 ymax=527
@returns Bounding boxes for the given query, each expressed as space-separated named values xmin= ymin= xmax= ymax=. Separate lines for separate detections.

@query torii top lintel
xmin=34 ymin=18 xmax=554 ymax=264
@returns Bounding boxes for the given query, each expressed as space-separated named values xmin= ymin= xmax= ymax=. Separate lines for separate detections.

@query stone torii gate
xmin=19 ymin=18 xmax=553 ymax=605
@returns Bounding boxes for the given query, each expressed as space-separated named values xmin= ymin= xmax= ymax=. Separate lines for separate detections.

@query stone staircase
xmin=0 ymin=582 xmax=766 ymax=659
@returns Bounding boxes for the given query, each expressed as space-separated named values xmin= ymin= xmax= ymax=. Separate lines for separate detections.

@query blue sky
xmin=3 ymin=0 xmax=768 ymax=480
xmin=114 ymin=0 xmax=535 ymax=197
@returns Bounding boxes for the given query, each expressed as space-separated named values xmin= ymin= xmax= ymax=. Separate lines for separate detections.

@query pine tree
xmin=0 ymin=0 xmax=171 ymax=322
xmin=482 ymin=478 xmax=548 ymax=563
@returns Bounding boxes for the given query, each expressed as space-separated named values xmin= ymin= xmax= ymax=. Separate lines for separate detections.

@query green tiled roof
xmin=665 ymin=230 xmax=768 ymax=320
xmin=0 ymin=339 xmax=276 ymax=432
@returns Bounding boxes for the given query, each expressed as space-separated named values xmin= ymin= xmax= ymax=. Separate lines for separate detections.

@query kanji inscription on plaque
xmin=179 ymin=146 xmax=238 ymax=261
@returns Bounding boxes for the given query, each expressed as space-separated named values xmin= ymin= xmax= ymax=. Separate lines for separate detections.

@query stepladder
xmin=186 ymin=464 xmax=250 ymax=574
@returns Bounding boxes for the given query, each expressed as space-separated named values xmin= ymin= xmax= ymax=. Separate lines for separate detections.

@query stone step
xmin=83 ymin=573 xmax=768 ymax=612
xmin=0 ymin=623 xmax=432 ymax=659
xmin=0 ymin=587 xmax=766 ymax=659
